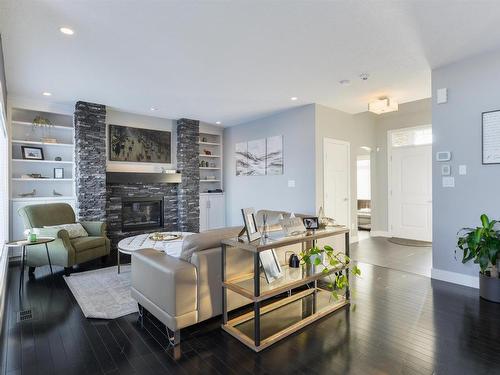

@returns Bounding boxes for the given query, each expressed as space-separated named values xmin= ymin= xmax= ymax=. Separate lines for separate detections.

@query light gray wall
xmin=372 ymin=98 xmax=432 ymax=232
xmin=106 ymin=109 xmax=176 ymax=172
xmin=314 ymin=104 xmax=376 ymax=238
xmin=432 ymin=49 xmax=500 ymax=278
xmin=223 ymin=104 xmax=316 ymax=225
xmin=0 ymin=35 xmax=6 ymax=117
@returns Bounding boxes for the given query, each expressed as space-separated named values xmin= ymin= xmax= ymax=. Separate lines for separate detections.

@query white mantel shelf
xmin=12 ymin=178 xmax=73 ymax=181
xmin=12 ymin=159 xmax=73 ymax=164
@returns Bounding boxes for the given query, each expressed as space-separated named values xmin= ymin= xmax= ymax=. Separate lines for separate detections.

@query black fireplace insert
xmin=121 ymin=197 xmax=164 ymax=231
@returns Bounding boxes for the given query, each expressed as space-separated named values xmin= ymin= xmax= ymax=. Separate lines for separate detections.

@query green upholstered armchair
xmin=18 ymin=203 xmax=110 ymax=276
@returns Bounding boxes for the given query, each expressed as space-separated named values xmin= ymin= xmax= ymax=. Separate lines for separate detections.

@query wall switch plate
xmin=442 ymin=176 xmax=455 ymax=187
xmin=437 ymin=88 xmax=448 ymax=104
xmin=436 ymin=151 xmax=451 ymax=162
xmin=441 ymin=164 xmax=451 ymax=176
xmin=288 ymin=180 xmax=295 ymax=188
xmin=459 ymin=165 xmax=467 ymax=175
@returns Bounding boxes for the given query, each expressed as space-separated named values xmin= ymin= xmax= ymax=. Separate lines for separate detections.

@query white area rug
xmin=64 ymin=265 xmax=138 ymax=319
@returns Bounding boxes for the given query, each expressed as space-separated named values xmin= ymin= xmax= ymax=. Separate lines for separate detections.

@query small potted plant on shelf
xmin=457 ymin=214 xmax=500 ymax=303
xmin=300 ymin=244 xmax=361 ymax=300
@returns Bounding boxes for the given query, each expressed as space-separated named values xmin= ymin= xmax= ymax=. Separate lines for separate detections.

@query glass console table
xmin=221 ymin=227 xmax=350 ymax=352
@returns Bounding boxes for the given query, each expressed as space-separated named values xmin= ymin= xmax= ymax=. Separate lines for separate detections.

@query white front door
xmin=390 ymin=145 xmax=432 ymax=241
xmin=323 ymin=139 xmax=350 ymax=227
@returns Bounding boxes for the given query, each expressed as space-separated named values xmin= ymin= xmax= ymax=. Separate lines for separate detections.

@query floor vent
xmin=17 ymin=309 xmax=34 ymax=323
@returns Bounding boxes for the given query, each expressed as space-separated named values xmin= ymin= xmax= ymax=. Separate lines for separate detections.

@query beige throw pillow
xmin=44 ymin=223 xmax=89 ymax=239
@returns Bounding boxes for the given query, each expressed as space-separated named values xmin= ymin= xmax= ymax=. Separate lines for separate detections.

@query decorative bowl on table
xmin=149 ymin=232 xmax=181 ymax=241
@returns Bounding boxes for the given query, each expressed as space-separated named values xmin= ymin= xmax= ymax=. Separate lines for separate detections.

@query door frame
xmin=323 ymin=138 xmax=351 ymax=230
xmin=387 ymin=125 xmax=432 ymax=237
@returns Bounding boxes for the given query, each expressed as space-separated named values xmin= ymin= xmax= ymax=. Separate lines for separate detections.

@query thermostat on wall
xmin=436 ymin=151 xmax=451 ymax=162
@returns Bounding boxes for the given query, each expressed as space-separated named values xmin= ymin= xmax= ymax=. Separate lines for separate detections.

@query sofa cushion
xmin=180 ymin=226 xmax=242 ymax=261
xmin=71 ymin=236 xmax=105 ymax=252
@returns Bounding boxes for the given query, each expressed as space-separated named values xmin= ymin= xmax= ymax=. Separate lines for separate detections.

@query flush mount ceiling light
xmin=59 ymin=27 xmax=74 ymax=35
xmin=215 ymin=121 xmax=221 ymax=125
xmin=368 ymin=97 xmax=398 ymax=114
xmin=290 ymin=97 xmax=298 ymax=101
xmin=360 ymin=146 xmax=372 ymax=151
xmin=42 ymin=92 xmax=52 ymax=96
xmin=339 ymin=79 xmax=351 ymax=86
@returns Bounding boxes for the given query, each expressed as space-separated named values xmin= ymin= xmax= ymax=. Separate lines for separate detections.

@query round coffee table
xmin=6 ymin=237 xmax=55 ymax=291
xmin=117 ymin=232 xmax=194 ymax=274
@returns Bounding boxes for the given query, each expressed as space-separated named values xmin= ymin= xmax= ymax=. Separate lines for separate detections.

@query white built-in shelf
xmin=199 ymin=154 xmax=220 ymax=158
xmin=11 ymin=196 xmax=75 ymax=202
xmin=199 ymin=142 xmax=220 ymax=146
xmin=12 ymin=159 xmax=73 ymax=164
xmin=12 ymin=178 xmax=73 ymax=182
xmin=200 ymin=167 xmax=220 ymax=170
xmin=200 ymin=180 xmax=221 ymax=183
xmin=12 ymin=121 xmax=73 ymax=131
xmin=11 ymin=140 xmax=73 ymax=147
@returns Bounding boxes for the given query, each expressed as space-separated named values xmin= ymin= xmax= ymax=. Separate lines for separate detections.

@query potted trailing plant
xmin=300 ymin=244 xmax=361 ymax=300
xmin=457 ymin=214 xmax=500 ymax=303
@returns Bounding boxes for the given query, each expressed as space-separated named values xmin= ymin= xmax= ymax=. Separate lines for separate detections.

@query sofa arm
xmin=80 ymin=221 xmax=106 ymax=237
xmin=131 ymin=249 xmax=197 ymax=318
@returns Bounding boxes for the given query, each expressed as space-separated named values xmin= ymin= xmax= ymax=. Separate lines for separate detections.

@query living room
xmin=1 ymin=1 xmax=500 ymax=374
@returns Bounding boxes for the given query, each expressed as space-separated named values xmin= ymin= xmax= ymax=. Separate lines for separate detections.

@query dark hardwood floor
xmin=1 ymin=257 xmax=500 ymax=375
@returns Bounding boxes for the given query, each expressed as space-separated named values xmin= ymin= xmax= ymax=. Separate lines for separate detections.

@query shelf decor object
xmin=221 ymin=227 xmax=350 ymax=352
xmin=482 ymin=109 xmax=500 ymax=164
xmin=21 ymin=145 xmax=44 ymax=160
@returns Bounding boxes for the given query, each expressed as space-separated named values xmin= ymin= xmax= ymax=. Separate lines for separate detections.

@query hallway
xmin=351 ymin=234 xmax=432 ymax=277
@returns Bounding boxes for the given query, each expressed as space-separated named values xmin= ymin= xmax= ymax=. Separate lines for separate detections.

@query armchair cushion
xmin=44 ymin=223 xmax=88 ymax=239
xmin=71 ymin=236 xmax=106 ymax=252
xmin=80 ymin=221 xmax=106 ymax=237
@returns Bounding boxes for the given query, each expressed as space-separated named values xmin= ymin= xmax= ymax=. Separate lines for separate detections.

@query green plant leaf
xmin=481 ymin=214 xmax=490 ymax=228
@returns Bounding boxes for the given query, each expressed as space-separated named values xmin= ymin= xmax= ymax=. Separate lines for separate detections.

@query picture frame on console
xmin=240 ymin=207 xmax=261 ymax=242
xmin=259 ymin=249 xmax=283 ymax=283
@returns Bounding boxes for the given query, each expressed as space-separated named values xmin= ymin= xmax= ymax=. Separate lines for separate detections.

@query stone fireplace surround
xmin=74 ymin=101 xmax=200 ymax=252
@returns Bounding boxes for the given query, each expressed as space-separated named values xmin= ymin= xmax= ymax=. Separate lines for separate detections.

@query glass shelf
xmin=223 ymin=288 xmax=348 ymax=351
xmin=224 ymin=264 xmax=345 ymax=302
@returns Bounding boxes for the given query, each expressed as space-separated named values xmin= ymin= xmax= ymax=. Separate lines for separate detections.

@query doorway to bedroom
xmin=356 ymin=154 xmax=371 ymax=242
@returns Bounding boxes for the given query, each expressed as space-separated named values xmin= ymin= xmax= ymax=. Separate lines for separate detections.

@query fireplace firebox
xmin=121 ymin=197 xmax=164 ymax=231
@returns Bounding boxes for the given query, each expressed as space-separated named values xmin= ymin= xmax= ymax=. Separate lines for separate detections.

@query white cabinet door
xmin=207 ymin=194 xmax=225 ymax=230
xmin=11 ymin=201 xmax=27 ymax=241
xmin=199 ymin=195 xmax=209 ymax=232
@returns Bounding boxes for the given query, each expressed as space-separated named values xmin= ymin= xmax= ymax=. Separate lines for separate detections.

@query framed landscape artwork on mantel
xmin=235 ymin=135 xmax=283 ymax=176
xmin=109 ymin=124 xmax=171 ymax=163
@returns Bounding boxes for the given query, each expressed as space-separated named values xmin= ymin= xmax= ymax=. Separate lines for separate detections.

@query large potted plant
xmin=457 ymin=214 xmax=500 ymax=303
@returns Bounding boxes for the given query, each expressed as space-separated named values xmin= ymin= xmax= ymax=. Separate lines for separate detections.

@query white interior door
xmin=323 ymin=139 xmax=350 ymax=227
xmin=390 ymin=145 xmax=432 ymax=241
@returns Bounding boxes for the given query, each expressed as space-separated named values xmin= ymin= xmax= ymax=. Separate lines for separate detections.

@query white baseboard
xmin=431 ymin=268 xmax=479 ymax=289
xmin=370 ymin=231 xmax=391 ymax=238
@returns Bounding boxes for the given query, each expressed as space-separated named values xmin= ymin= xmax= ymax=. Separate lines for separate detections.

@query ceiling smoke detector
xmin=359 ymin=73 xmax=369 ymax=81
xmin=368 ymin=97 xmax=398 ymax=114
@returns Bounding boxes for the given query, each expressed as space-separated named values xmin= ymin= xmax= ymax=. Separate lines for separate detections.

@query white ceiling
xmin=2 ymin=1 xmax=500 ymax=125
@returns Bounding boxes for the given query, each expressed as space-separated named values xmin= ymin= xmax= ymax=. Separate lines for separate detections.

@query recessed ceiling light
xmin=290 ymin=97 xmax=298 ymax=101
xmin=59 ymin=27 xmax=74 ymax=35
xmin=339 ymin=79 xmax=351 ymax=86
xmin=150 ymin=107 xmax=158 ymax=111
xmin=215 ymin=121 xmax=221 ymax=125
xmin=42 ymin=92 xmax=52 ymax=96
